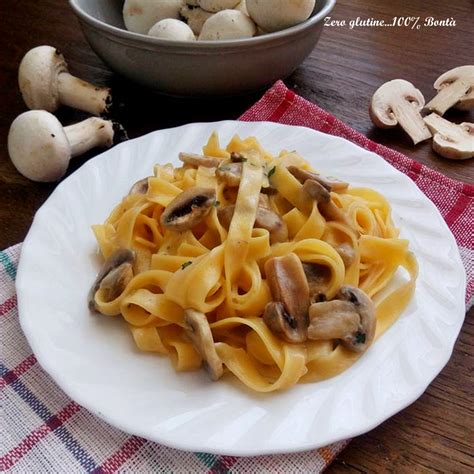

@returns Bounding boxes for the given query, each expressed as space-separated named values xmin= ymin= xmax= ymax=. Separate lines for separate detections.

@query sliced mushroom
xmin=288 ymin=165 xmax=349 ymax=192
xmin=128 ymin=177 xmax=149 ymax=195
xmin=308 ymin=285 xmax=376 ymax=353
xmin=425 ymin=65 xmax=474 ymax=114
xmin=230 ymin=151 xmax=247 ymax=162
xmin=370 ymin=79 xmax=432 ymax=145
xmin=88 ymin=249 xmax=135 ymax=312
xmin=302 ymin=179 xmax=350 ymax=225
xmin=302 ymin=263 xmax=331 ymax=302
xmin=216 ymin=162 xmax=242 ymax=187
xmin=336 ymin=243 xmax=355 ymax=267
xmin=423 ymin=113 xmax=474 ymax=160
xmin=160 ymin=187 xmax=216 ymax=232
xmin=218 ymin=204 xmax=288 ymax=243
xmin=183 ymin=309 xmax=223 ymax=381
xmin=263 ymin=253 xmax=310 ymax=343
xmin=179 ymin=152 xmax=220 ymax=168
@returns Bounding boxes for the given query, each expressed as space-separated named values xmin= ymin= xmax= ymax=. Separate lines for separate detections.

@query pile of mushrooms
xmin=123 ymin=0 xmax=316 ymax=41
xmin=369 ymin=65 xmax=473 ymax=160
xmin=263 ymin=253 xmax=376 ymax=352
xmin=8 ymin=46 xmax=126 ymax=182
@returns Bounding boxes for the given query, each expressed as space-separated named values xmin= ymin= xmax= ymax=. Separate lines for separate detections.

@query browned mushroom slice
xmin=288 ymin=165 xmax=349 ymax=192
xmin=230 ymin=151 xmax=247 ymax=162
xmin=303 ymin=179 xmax=350 ymax=224
xmin=184 ymin=309 xmax=223 ymax=381
xmin=336 ymin=243 xmax=355 ymax=267
xmin=88 ymin=248 xmax=135 ymax=312
xmin=216 ymin=162 xmax=242 ymax=187
xmin=263 ymin=253 xmax=310 ymax=343
xmin=218 ymin=205 xmax=288 ymax=244
xmin=179 ymin=152 xmax=220 ymax=168
xmin=160 ymin=187 xmax=216 ymax=232
xmin=302 ymin=263 xmax=331 ymax=302
xmin=308 ymin=285 xmax=376 ymax=353
xmin=128 ymin=177 xmax=149 ymax=195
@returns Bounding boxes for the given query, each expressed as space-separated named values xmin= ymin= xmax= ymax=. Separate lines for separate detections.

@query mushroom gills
xmin=184 ymin=309 xmax=223 ymax=381
xmin=369 ymin=79 xmax=432 ymax=145
xmin=308 ymin=285 xmax=376 ymax=353
xmin=263 ymin=253 xmax=310 ymax=343
xmin=88 ymin=248 xmax=135 ymax=312
xmin=302 ymin=262 xmax=331 ymax=302
xmin=160 ymin=187 xmax=216 ymax=231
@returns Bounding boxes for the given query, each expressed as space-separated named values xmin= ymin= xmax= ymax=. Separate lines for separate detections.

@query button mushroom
xmin=308 ymin=285 xmax=376 ymax=353
xmin=184 ymin=309 xmax=223 ymax=381
xmin=216 ymin=162 xmax=242 ymax=187
xmin=199 ymin=0 xmax=240 ymax=12
xmin=263 ymin=253 xmax=310 ymax=343
xmin=179 ymin=152 xmax=220 ymax=168
xmin=199 ymin=9 xmax=256 ymax=40
xmin=180 ymin=5 xmax=214 ymax=35
xmin=370 ymin=79 xmax=432 ymax=145
xmin=128 ymin=178 xmax=149 ymax=195
xmin=302 ymin=262 xmax=331 ymax=302
xmin=7 ymin=110 xmax=125 ymax=182
xmin=123 ymin=0 xmax=184 ymax=34
xmin=148 ymin=18 xmax=196 ymax=40
xmin=335 ymin=243 xmax=355 ymax=268
xmin=423 ymin=113 xmax=474 ymax=160
xmin=218 ymin=204 xmax=288 ymax=243
xmin=246 ymin=0 xmax=315 ymax=32
xmin=425 ymin=65 xmax=474 ymax=114
xmin=88 ymin=249 xmax=135 ymax=312
xmin=287 ymin=165 xmax=349 ymax=192
xmin=302 ymin=179 xmax=350 ymax=225
xmin=18 ymin=46 xmax=112 ymax=116
xmin=160 ymin=187 xmax=216 ymax=232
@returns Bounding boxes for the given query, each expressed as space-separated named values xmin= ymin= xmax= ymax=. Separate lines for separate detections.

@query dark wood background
xmin=1 ymin=0 xmax=472 ymax=471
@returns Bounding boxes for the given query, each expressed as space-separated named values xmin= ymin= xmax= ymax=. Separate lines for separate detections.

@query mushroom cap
xmin=246 ymin=0 xmax=315 ymax=32
xmin=8 ymin=110 xmax=70 ymax=182
xmin=18 ymin=45 xmax=67 ymax=112
xmin=123 ymin=0 xmax=184 ymax=34
xmin=148 ymin=18 xmax=196 ymax=41
xmin=369 ymin=79 xmax=425 ymax=128
xmin=433 ymin=65 xmax=474 ymax=90
xmin=199 ymin=9 xmax=256 ymax=40
xmin=199 ymin=0 xmax=240 ymax=12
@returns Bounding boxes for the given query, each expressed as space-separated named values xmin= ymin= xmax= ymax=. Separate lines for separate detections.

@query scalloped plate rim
xmin=16 ymin=121 xmax=466 ymax=456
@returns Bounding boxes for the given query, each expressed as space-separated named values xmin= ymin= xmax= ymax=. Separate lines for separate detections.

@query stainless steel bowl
xmin=69 ymin=0 xmax=336 ymax=96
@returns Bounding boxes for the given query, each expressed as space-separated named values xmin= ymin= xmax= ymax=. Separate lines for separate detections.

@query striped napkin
xmin=1 ymin=81 xmax=472 ymax=473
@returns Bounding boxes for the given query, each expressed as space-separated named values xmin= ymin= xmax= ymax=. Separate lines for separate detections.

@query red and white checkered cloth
xmin=1 ymin=81 xmax=473 ymax=473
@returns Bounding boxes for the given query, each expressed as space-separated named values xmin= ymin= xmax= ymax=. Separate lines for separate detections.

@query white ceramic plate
xmin=17 ymin=121 xmax=466 ymax=456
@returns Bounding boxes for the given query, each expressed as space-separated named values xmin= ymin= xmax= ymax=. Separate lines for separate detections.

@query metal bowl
xmin=69 ymin=0 xmax=336 ymax=96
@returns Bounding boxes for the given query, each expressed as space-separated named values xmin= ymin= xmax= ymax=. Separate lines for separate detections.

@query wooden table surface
xmin=1 ymin=0 xmax=472 ymax=471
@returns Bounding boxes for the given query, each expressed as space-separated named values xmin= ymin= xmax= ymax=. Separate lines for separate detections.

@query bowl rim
xmin=69 ymin=0 xmax=336 ymax=48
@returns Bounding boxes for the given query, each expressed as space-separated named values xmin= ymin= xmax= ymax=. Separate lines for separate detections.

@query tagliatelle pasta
xmin=89 ymin=132 xmax=418 ymax=392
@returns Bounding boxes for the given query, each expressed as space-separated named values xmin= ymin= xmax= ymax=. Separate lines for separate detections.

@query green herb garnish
xmin=267 ymin=166 xmax=276 ymax=178
xmin=181 ymin=261 xmax=192 ymax=270
xmin=214 ymin=200 xmax=221 ymax=207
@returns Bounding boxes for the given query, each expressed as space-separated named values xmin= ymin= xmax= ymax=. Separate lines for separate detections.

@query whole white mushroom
xmin=246 ymin=0 xmax=315 ymax=32
xmin=123 ymin=0 xmax=184 ymax=34
xmin=148 ymin=19 xmax=196 ymax=40
xmin=199 ymin=9 xmax=256 ymax=40
xmin=199 ymin=0 xmax=240 ymax=13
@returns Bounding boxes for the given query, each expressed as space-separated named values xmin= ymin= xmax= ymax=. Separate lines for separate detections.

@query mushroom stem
xmin=425 ymin=79 xmax=471 ymax=115
xmin=391 ymin=102 xmax=432 ymax=145
xmin=58 ymin=73 xmax=111 ymax=117
xmin=64 ymin=117 xmax=114 ymax=157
